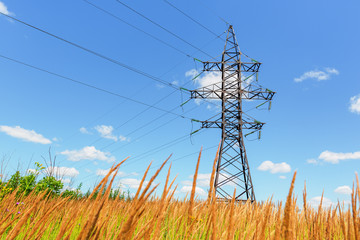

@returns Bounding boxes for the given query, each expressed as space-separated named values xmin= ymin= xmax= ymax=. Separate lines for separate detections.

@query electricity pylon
xmin=189 ymin=25 xmax=275 ymax=201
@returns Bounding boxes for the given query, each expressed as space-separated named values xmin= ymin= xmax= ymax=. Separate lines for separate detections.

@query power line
xmin=103 ymin=104 xmax=199 ymax=152
xmin=163 ymin=0 xmax=223 ymax=39
xmin=0 ymin=54 xmax=191 ymax=120
xmin=121 ymin=130 xmax=204 ymax=165
xmin=76 ymin=143 xmax=217 ymax=184
xmin=0 ymin=10 xmax=226 ymax=155
xmin=0 ymin=12 xmax=180 ymax=91
xmin=83 ymin=0 xmax=194 ymax=59
xmin=115 ymin=0 xmax=214 ymax=59
xmin=0 ymin=55 xmax=204 ymax=174
xmin=87 ymin=31 xmax=227 ymax=147
xmin=88 ymin=89 xmax=179 ymax=146
xmin=65 ymin=122 xmax=205 ymax=184
xmin=197 ymin=0 xmax=230 ymax=26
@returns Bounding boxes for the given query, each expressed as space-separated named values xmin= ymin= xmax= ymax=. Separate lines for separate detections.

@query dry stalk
xmin=281 ymin=171 xmax=297 ymax=240
xmin=226 ymin=189 xmax=236 ymax=240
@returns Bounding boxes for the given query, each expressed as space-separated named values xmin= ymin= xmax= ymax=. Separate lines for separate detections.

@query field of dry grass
xmin=0 ymin=150 xmax=359 ymax=239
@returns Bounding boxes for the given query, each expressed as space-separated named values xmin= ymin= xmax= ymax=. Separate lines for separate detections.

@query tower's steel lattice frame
xmin=190 ymin=25 xmax=275 ymax=201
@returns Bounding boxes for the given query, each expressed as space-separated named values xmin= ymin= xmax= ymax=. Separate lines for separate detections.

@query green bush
xmin=0 ymin=162 xmax=131 ymax=201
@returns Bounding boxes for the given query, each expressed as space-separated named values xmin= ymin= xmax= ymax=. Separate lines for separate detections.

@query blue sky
xmin=0 ymin=0 xmax=359 ymax=206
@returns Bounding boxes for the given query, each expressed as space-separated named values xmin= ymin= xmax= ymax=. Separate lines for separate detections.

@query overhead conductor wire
xmin=0 ymin=8 xmax=229 ymax=184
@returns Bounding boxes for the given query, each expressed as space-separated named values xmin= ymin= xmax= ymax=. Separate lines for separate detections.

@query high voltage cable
xmin=66 ymin=124 xmax=204 ymax=182
xmin=0 ymin=11 xmax=226 ymax=127
xmin=111 ymin=130 xmax=205 ymax=169
xmin=67 ymin=103 xmax=201 ymax=174
xmin=64 ymin=32 xmax=226 ymax=147
xmin=0 ymin=55 xmax=204 ymax=170
xmin=115 ymin=0 xmax=214 ymax=59
xmin=197 ymin=0 xmax=230 ymax=26
xmin=136 ymin=144 xmax=218 ymax=170
xmin=0 ymin=12 xmax=181 ymax=91
xmin=76 ymin=144 xmax=217 ymax=184
xmin=85 ymin=31 xmax=227 ymax=147
xmin=163 ymin=0 xmax=224 ymax=40
xmin=101 ymin=104 xmax=199 ymax=152
xmin=162 ymin=1 xmax=258 ymax=62
xmin=88 ymin=89 xmax=179 ymax=146
xmin=96 ymin=80 xmax=197 ymax=150
xmin=61 ymin=82 xmax=153 ymax=144
xmin=121 ymin=131 xmax=203 ymax=164
xmin=0 ymin=10 xmax=223 ymax=174
xmin=0 ymin=10 xmax=226 ymax=152
xmin=82 ymin=0 xmax=194 ymax=58
xmin=0 ymin=54 xmax=191 ymax=120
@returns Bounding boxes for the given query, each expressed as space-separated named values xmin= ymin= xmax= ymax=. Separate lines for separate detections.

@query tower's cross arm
xmin=203 ymin=61 xmax=261 ymax=72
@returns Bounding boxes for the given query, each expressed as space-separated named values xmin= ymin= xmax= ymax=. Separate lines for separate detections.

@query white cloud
xmin=96 ymin=168 xmax=128 ymax=177
xmin=184 ymin=173 xmax=236 ymax=188
xmin=79 ymin=127 xmax=91 ymax=134
xmin=0 ymin=125 xmax=52 ymax=144
xmin=61 ymin=178 xmax=71 ymax=184
xmin=156 ymin=84 xmax=165 ymax=89
xmin=309 ymin=196 xmax=333 ymax=208
xmin=46 ymin=166 xmax=79 ymax=177
xmin=294 ymin=68 xmax=339 ymax=83
xmin=182 ymin=173 xmax=210 ymax=188
xmin=94 ymin=125 xmax=118 ymax=141
xmin=185 ymin=69 xmax=199 ymax=78
xmin=279 ymin=176 xmax=286 ymax=179
xmin=119 ymin=178 xmax=153 ymax=189
xmin=0 ymin=1 xmax=12 ymax=15
xmin=318 ymin=150 xmax=360 ymax=164
xmin=60 ymin=146 xmax=115 ymax=162
xmin=180 ymin=186 xmax=207 ymax=196
xmin=334 ymin=185 xmax=352 ymax=195
xmin=96 ymin=168 xmax=112 ymax=176
xmin=349 ymin=95 xmax=360 ymax=114
xmin=306 ymin=159 xmax=319 ymax=165
xmin=257 ymin=161 xmax=291 ymax=174
xmin=119 ymin=135 xmax=129 ymax=142
xmin=325 ymin=68 xmax=339 ymax=75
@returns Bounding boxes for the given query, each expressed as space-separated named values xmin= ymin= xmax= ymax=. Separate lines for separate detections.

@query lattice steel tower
xmin=189 ymin=25 xmax=275 ymax=201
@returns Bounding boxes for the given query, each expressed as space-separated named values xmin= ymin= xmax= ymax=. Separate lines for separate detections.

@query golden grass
xmin=0 ymin=153 xmax=359 ymax=239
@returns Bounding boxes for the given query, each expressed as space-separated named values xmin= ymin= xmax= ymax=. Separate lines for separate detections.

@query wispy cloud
xmin=306 ymin=159 xmax=319 ymax=165
xmin=0 ymin=1 xmax=13 ymax=15
xmin=349 ymin=95 xmax=360 ymax=114
xmin=60 ymin=146 xmax=115 ymax=162
xmin=61 ymin=178 xmax=72 ymax=184
xmin=79 ymin=127 xmax=91 ymax=134
xmin=0 ymin=125 xmax=52 ymax=144
xmin=119 ymin=135 xmax=129 ymax=142
xmin=294 ymin=68 xmax=339 ymax=83
xmin=183 ymin=172 xmax=236 ymax=189
xmin=318 ymin=150 xmax=360 ymax=164
xmin=45 ymin=166 xmax=79 ymax=177
xmin=119 ymin=178 xmax=154 ymax=190
xmin=309 ymin=196 xmax=333 ymax=208
xmin=257 ymin=161 xmax=291 ymax=174
xmin=180 ymin=186 xmax=207 ymax=196
xmin=334 ymin=185 xmax=352 ymax=195
xmin=95 ymin=168 xmax=134 ymax=177
xmin=94 ymin=125 xmax=118 ymax=141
